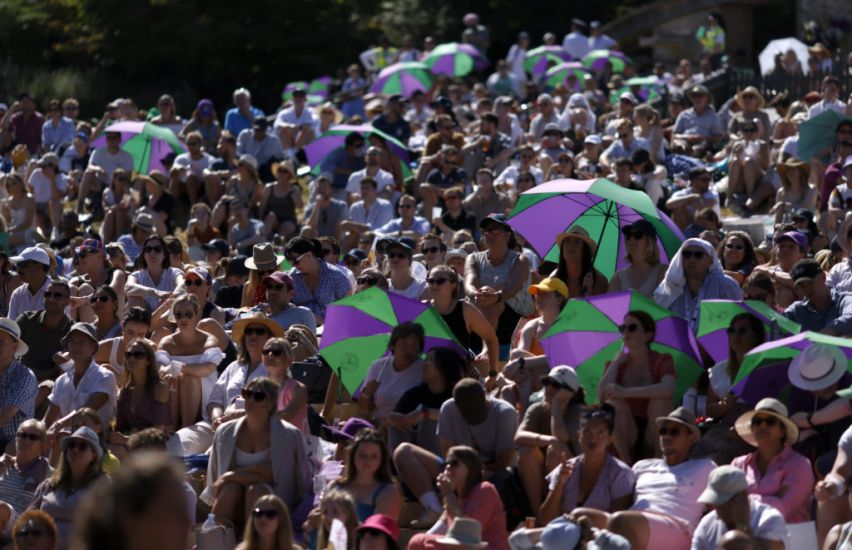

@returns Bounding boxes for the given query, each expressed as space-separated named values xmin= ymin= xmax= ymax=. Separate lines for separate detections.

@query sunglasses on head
xmin=241 ymin=388 xmax=267 ymax=402
xmin=90 ymin=295 xmax=110 ymax=304
xmin=125 ymin=350 xmax=147 ymax=359
xmin=252 ymin=508 xmax=280 ymax=519
xmin=427 ymin=277 xmax=449 ymax=286
xmin=681 ymin=249 xmax=705 ymax=260
xmin=173 ymin=311 xmax=194 ymax=320
xmin=244 ymin=327 xmax=269 ymax=337
xmin=44 ymin=291 xmax=67 ymax=300
xmin=144 ymin=245 xmax=163 ymax=254
xmin=16 ymin=432 xmax=41 ymax=441
xmin=291 ymin=252 xmax=309 ymax=265
xmin=357 ymin=276 xmax=379 ymax=286
xmin=657 ymin=425 xmax=683 ymax=436
xmin=750 ymin=415 xmax=779 ymax=427
xmin=185 ymin=278 xmax=205 ymax=286
xmin=263 ymin=347 xmax=286 ymax=356
xmin=618 ymin=323 xmax=639 ymax=333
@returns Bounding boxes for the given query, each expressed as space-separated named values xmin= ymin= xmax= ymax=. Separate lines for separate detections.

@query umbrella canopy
xmin=697 ymin=300 xmax=802 ymax=363
xmin=524 ymin=46 xmax=571 ymax=77
xmin=758 ymin=37 xmax=810 ymax=76
xmin=91 ymin=121 xmax=184 ymax=174
xmin=282 ymin=80 xmax=327 ymax=105
xmin=507 ymin=178 xmax=684 ymax=281
xmin=582 ymin=49 xmax=631 ymax=73
xmin=797 ymin=109 xmax=852 ymax=162
xmin=544 ymin=62 xmax=590 ymax=90
xmin=319 ymin=287 xmax=465 ymax=393
xmin=309 ymin=76 xmax=333 ymax=97
xmin=423 ymin=42 xmax=488 ymax=76
xmin=370 ymin=62 xmax=434 ymax=98
xmin=541 ymin=290 xmax=703 ymax=404
xmin=731 ymin=332 xmax=852 ymax=412
xmin=303 ymin=124 xmax=410 ymax=169
xmin=609 ymin=76 xmax=664 ymax=104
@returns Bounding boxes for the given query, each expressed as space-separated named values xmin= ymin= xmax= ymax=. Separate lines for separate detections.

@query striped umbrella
xmin=91 ymin=121 xmax=184 ymax=174
xmin=370 ymin=62 xmax=434 ymax=98
xmin=506 ymin=178 xmax=684 ymax=281
xmin=582 ymin=49 xmax=632 ymax=73
xmin=423 ymin=42 xmax=488 ymax=76
xmin=524 ymin=45 xmax=571 ymax=77
xmin=544 ymin=62 xmax=591 ymax=90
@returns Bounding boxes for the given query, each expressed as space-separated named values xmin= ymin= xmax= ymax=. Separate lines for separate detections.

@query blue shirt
xmin=784 ymin=289 xmax=852 ymax=335
xmin=349 ymin=198 xmax=394 ymax=229
xmin=224 ymin=106 xmax=265 ymax=136
xmin=320 ymin=148 xmax=365 ymax=190
xmin=236 ymin=129 xmax=286 ymax=166
xmin=376 ymin=216 xmax=432 ymax=237
xmin=41 ymin=117 xmax=76 ymax=152
xmin=673 ymin=108 xmax=724 ymax=139
xmin=288 ymin=261 xmax=352 ymax=320
xmin=0 ymin=360 xmax=37 ymax=444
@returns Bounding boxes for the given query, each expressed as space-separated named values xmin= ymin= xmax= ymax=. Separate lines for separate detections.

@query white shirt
xmin=691 ymin=499 xmax=787 ymax=550
xmin=808 ymin=99 xmax=847 ymax=118
xmin=363 ymin=355 xmax=424 ymax=422
xmin=173 ymin=151 xmax=213 ymax=179
xmin=670 ymin=186 xmax=721 ymax=216
xmin=48 ymin=361 xmax=117 ymax=426
xmin=206 ymin=361 xmax=270 ymax=416
xmin=274 ymin=106 xmax=317 ymax=129
xmin=631 ymin=458 xmax=716 ymax=533
xmin=7 ymin=277 xmax=51 ymax=322
xmin=346 ymin=167 xmax=395 ymax=195
xmin=388 ymin=277 xmax=428 ymax=300
xmin=562 ymin=32 xmax=589 ymax=60
xmin=588 ymin=34 xmax=617 ymax=50
xmin=840 ymin=424 xmax=852 ymax=454
xmin=349 ymin=198 xmax=394 ymax=229
xmin=495 ymin=164 xmax=544 ymax=188
xmin=28 ymin=169 xmax=68 ymax=204
xmin=89 ymin=147 xmax=134 ymax=182
xmin=827 ymin=259 xmax=852 ymax=293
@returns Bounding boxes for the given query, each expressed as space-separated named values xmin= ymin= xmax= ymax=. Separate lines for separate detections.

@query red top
xmin=614 ymin=350 xmax=675 ymax=418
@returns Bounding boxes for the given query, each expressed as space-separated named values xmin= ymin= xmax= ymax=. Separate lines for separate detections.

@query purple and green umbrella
xmin=731 ymin=332 xmax=852 ymax=412
xmin=541 ymin=290 xmax=703 ymax=404
xmin=319 ymin=287 xmax=465 ymax=393
xmin=609 ymin=75 xmax=664 ymax=104
xmin=582 ymin=49 xmax=632 ymax=73
xmin=524 ymin=46 xmax=571 ymax=77
xmin=91 ymin=121 xmax=184 ymax=174
xmin=544 ymin=62 xmax=590 ymax=90
xmin=370 ymin=62 xmax=434 ymax=98
xmin=696 ymin=300 xmax=801 ymax=363
xmin=423 ymin=42 xmax=488 ymax=77
xmin=282 ymin=80 xmax=327 ymax=105
xmin=506 ymin=178 xmax=684 ymax=281
xmin=303 ymin=123 xmax=410 ymax=170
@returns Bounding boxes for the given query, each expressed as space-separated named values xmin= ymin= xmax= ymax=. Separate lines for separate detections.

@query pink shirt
xmin=731 ymin=447 xmax=814 ymax=523
xmin=277 ymin=378 xmax=308 ymax=435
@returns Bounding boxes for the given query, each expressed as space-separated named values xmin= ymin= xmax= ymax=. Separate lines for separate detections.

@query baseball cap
xmin=344 ymin=249 xmax=367 ymax=262
xmin=688 ymin=84 xmax=711 ymax=96
xmin=529 ymin=277 xmax=569 ymax=299
xmin=775 ymin=231 xmax=808 ymax=251
xmin=790 ymin=258 xmax=823 ymax=282
xmin=75 ymin=238 xmax=105 ymax=256
xmin=584 ymin=134 xmax=602 ymax=145
xmin=252 ymin=115 xmax=268 ymax=130
xmin=317 ymin=171 xmax=334 ymax=183
xmin=38 ymin=152 xmax=60 ymax=167
xmin=697 ymin=465 xmax=748 ymax=506
xmin=619 ymin=92 xmax=638 ymax=104
xmin=196 ymin=99 xmax=214 ymax=117
xmin=263 ymin=271 xmax=294 ymax=290
xmin=75 ymin=131 xmax=90 ymax=142
xmin=479 ymin=213 xmax=511 ymax=229
xmin=543 ymin=122 xmax=564 ymax=136
xmin=590 ymin=20 xmax=602 ymax=29
xmin=11 ymin=246 xmax=51 ymax=267
xmin=202 ymin=239 xmax=229 ymax=257
xmin=542 ymin=365 xmax=580 ymax=392
xmin=185 ymin=266 xmax=212 ymax=283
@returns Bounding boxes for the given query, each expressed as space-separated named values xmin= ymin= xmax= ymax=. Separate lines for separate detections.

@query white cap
xmin=11 ymin=246 xmax=51 ymax=267
xmin=698 ymin=465 xmax=748 ymax=505
xmin=584 ymin=134 xmax=602 ymax=145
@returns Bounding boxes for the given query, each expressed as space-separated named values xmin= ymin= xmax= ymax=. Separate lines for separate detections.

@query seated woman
xmin=260 ymin=160 xmax=301 ymax=240
xmin=0 ymin=420 xmax=50 ymax=536
xmin=385 ymin=239 xmax=429 ymax=300
xmin=771 ymin=160 xmax=816 ymax=223
xmin=731 ymin=398 xmax=814 ymax=524
xmin=186 ymin=202 xmax=220 ymax=261
xmin=157 ymin=294 xmax=223 ymax=428
xmin=325 ymin=429 xmax=401 ymax=522
xmin=692 ymin=313 xmax=765 ymax=464
xmin=538 ymin=405 xmax=635 ymax=525
xmin=717 ymin=231 xmax=757 ymax=287
xmin=124 ymin=235 xmax=184 ymax=311
xmin=598 ymin=311 xmax=675 ymax=463
xmin=609 ymin=220 xmax=666 ymax=297
xmin=89 ymin=285 xmax=122 ymax=340
xmin=30 ymin=426 xmax=107 ymax=549
xmin=94 ymin=306 xmax=152 ymax=387
xmin=358 ymin=322 xmax=425 ymax=426
xmin=236 ymin=494 xmax=297 ymax=550
xmin=312 ymin=489 xmax=360 ymax=550
xmin=550 ymin=225 xmax=609 ymax=298
xmin=67 ymin=407 xmax=121 ymax=475
xmin=109 ymin=338 xmax=172 ymax=450
xmin=386 ymin=347 xmax=465 ymax=456
xmin=2 ymin=174 xmax=36 ymax=251
xmin=514 ymin=366 xmax=585 ymax=514
xmin=70 ymin=239 xmax=127 ymax=325
xmin=407 ymin=445 xmax=509 ymax=550
xmin=203 ymin=377 xmax=309 ymax=531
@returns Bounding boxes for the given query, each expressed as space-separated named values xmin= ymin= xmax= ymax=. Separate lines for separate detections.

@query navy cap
xmin=479 ymin=213 xmax=511 ymax=229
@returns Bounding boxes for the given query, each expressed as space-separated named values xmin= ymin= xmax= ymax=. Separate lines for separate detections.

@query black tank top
xmin=441 ymin=300 xmax=470 ymax=351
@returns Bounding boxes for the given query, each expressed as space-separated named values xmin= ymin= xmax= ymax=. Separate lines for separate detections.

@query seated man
xmin=17 ymin=279 xmax=73 ymax=382
xmin=169 ymin=130 xmax=213 ymax=205
xmin=393 ymin=378 xmax=518 ymax=528
xmin=666 ymin=167 xmax=720 ymax=231
xmin=692 ymin=465 xmax=786 ymax=550
xmin=303 ymin=173 xmax=350 ymax=238
xmin=375 ymin=194 xmax=430 ymax=238
xmin=262 ymin=272 xmax=317 ymax=334
xmin=0 ymin=419 xmax=50 ymax=536
xmin=784 ymin=258 xmax=852 ymax=335
xmin=77 ymin=129 xmax=134 ymax=214
xmin=0 ymin=319 xmax=38 ymax=452
xmin=571 ymin=408 xmax=715 ymax=550
xmin=337 ymin=177 xmax=394 ymax=251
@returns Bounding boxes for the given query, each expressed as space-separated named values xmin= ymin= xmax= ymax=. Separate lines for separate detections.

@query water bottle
xmin=200 ymin=513 xmax=217 ymax=533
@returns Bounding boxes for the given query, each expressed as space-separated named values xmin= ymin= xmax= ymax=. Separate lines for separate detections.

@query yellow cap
xmin=528 ymin=277 xmax=569 ymax=299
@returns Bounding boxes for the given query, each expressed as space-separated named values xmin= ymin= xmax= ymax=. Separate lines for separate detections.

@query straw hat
xmin=735 ymin=397 xmax=799 ymax=447
xmin=315 ymin=102 xmax=343 ymax=124
xmin=231 ymin=312 xmax=286 ymax=343
xmin=788 ymin=342 xmax=847 ymax=391
xmin=271 ymin=159 xmax=296 ymax=178
xmin=777 ymin=159 xmax=810 ymax=179
xmin=436 ymin=518 xmax=488 ymax=548
xmin=736 ymin=86 xmax=766 ymax=109
xmin=0 ymin=318 xmax=28 ymax=356
xmin=556 ymin=225 xmax=597 ymax=256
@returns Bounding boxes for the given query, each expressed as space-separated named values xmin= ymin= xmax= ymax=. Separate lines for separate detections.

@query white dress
xmin=157 ymin=348 xmax=225 ymax=416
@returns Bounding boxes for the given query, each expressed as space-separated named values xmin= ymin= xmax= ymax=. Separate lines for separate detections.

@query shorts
xmin=643 ymin=512 xmax=691 ymax=550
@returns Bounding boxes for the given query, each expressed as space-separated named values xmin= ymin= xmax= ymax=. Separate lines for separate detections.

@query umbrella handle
xmin=338 ymin=367 xmax=343 ymax=402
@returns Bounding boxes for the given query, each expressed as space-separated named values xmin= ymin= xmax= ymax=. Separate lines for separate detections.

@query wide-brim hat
xmin=777 ymin=159 xmax=810 ymax=178
xmin=0 ymin=318 xmax=28 ymax=356
xmin=788 ymin=342 xmax=847 ymax=392
xmin=238 ymin=154 xmax=259 ymax=174
xmin=62 ymin=426 xmax=103 ymax=460
xmin=231 ymin=312 xmax=285 ymax=343
xmin=271 ymin=159 xmax=296 ymax=178
xmin=245 ymin=243 xmax=285 ymax=271
xmin=556 ymin=225 xmax=597 ymax=256
xmin=734 ymin=397 xmax=799 ymax=447
xmin=654 ymin=406 xmax=700 ymax=438
xmin=435 ymin=518 xmax=488 ymax=548
xmin=736 ymin=86 xmax=766 ymax=109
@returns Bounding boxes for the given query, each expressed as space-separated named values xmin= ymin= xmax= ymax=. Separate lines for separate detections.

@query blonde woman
xmin=236 ymin=494 xmax=300 ymax=550
xmin=633 ymin=103 xmax=665 ymax=162
xmin=608 ymin=220 xmax=666 ymax=297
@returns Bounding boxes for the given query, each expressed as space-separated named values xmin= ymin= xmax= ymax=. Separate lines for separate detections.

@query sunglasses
xmin=291 ymin=252 xmax=309 ymax=265
xmin=16 ymin=432 xmax=41 ymax=441
xmin=173 ymin=311 xmax=194 ymax=320
xmin=750 ymin=416 xmax=779 ymax=427
xmin=657 ymin=426 xmax=683 ymax=436
xmin=264 ymin=283 xmax=285 ymax=291
xmin=144 ymin=245 xmax=163 ymax=254
xmin=90 ymin=295 xmax=110 ymax=304
xmin=252 ymin=508 xmax=280 ymax=519
xmin=481 ymin=226 xmax=505 ymax=235
xmin=357 ymin=276 xmax=379 ymax=286
xmin=241 ymin=389 xmax=267 ymax=402
xmin=185 ymin=278 xmax=205 ymax=286
xmin=625 ymin=231 xmax=645 ymax=240
xmin=263 ymin=347 xmax=286 ymax=356
xmin=66 ymin=440 xmax=92 ymax=452
xmin=244 ymin=327 xmax=270 ymax=337
xmin=125 ymin=350 xmax=147 ymax=359
xmin=681 ymin=250 xmax=705 ymax=260
xmin=387 ymin=252 xmax=409 ymax=260
xmin=422 ymin=246 xmax=441 ymax=255
xmin=44 ymin=292 xmax=68 ymax=300
xmin=427 ymin=277 xmax=449 ymax=286
xmin=618 ymin=323 xmax=639 ymax=333
xmin=726 ymin=327 xmax=750 ymax=336
xmin=725 ymin=243 xmax=745 ymax=250
xmin=399 ymin=204 xmax=415 ymax=209
xmin=76 ymin=249 xmax=98 ymax=259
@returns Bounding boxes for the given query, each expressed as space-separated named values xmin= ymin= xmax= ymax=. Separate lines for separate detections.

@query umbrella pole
xmin=593 ymin=201 xmax=617 ymax=267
